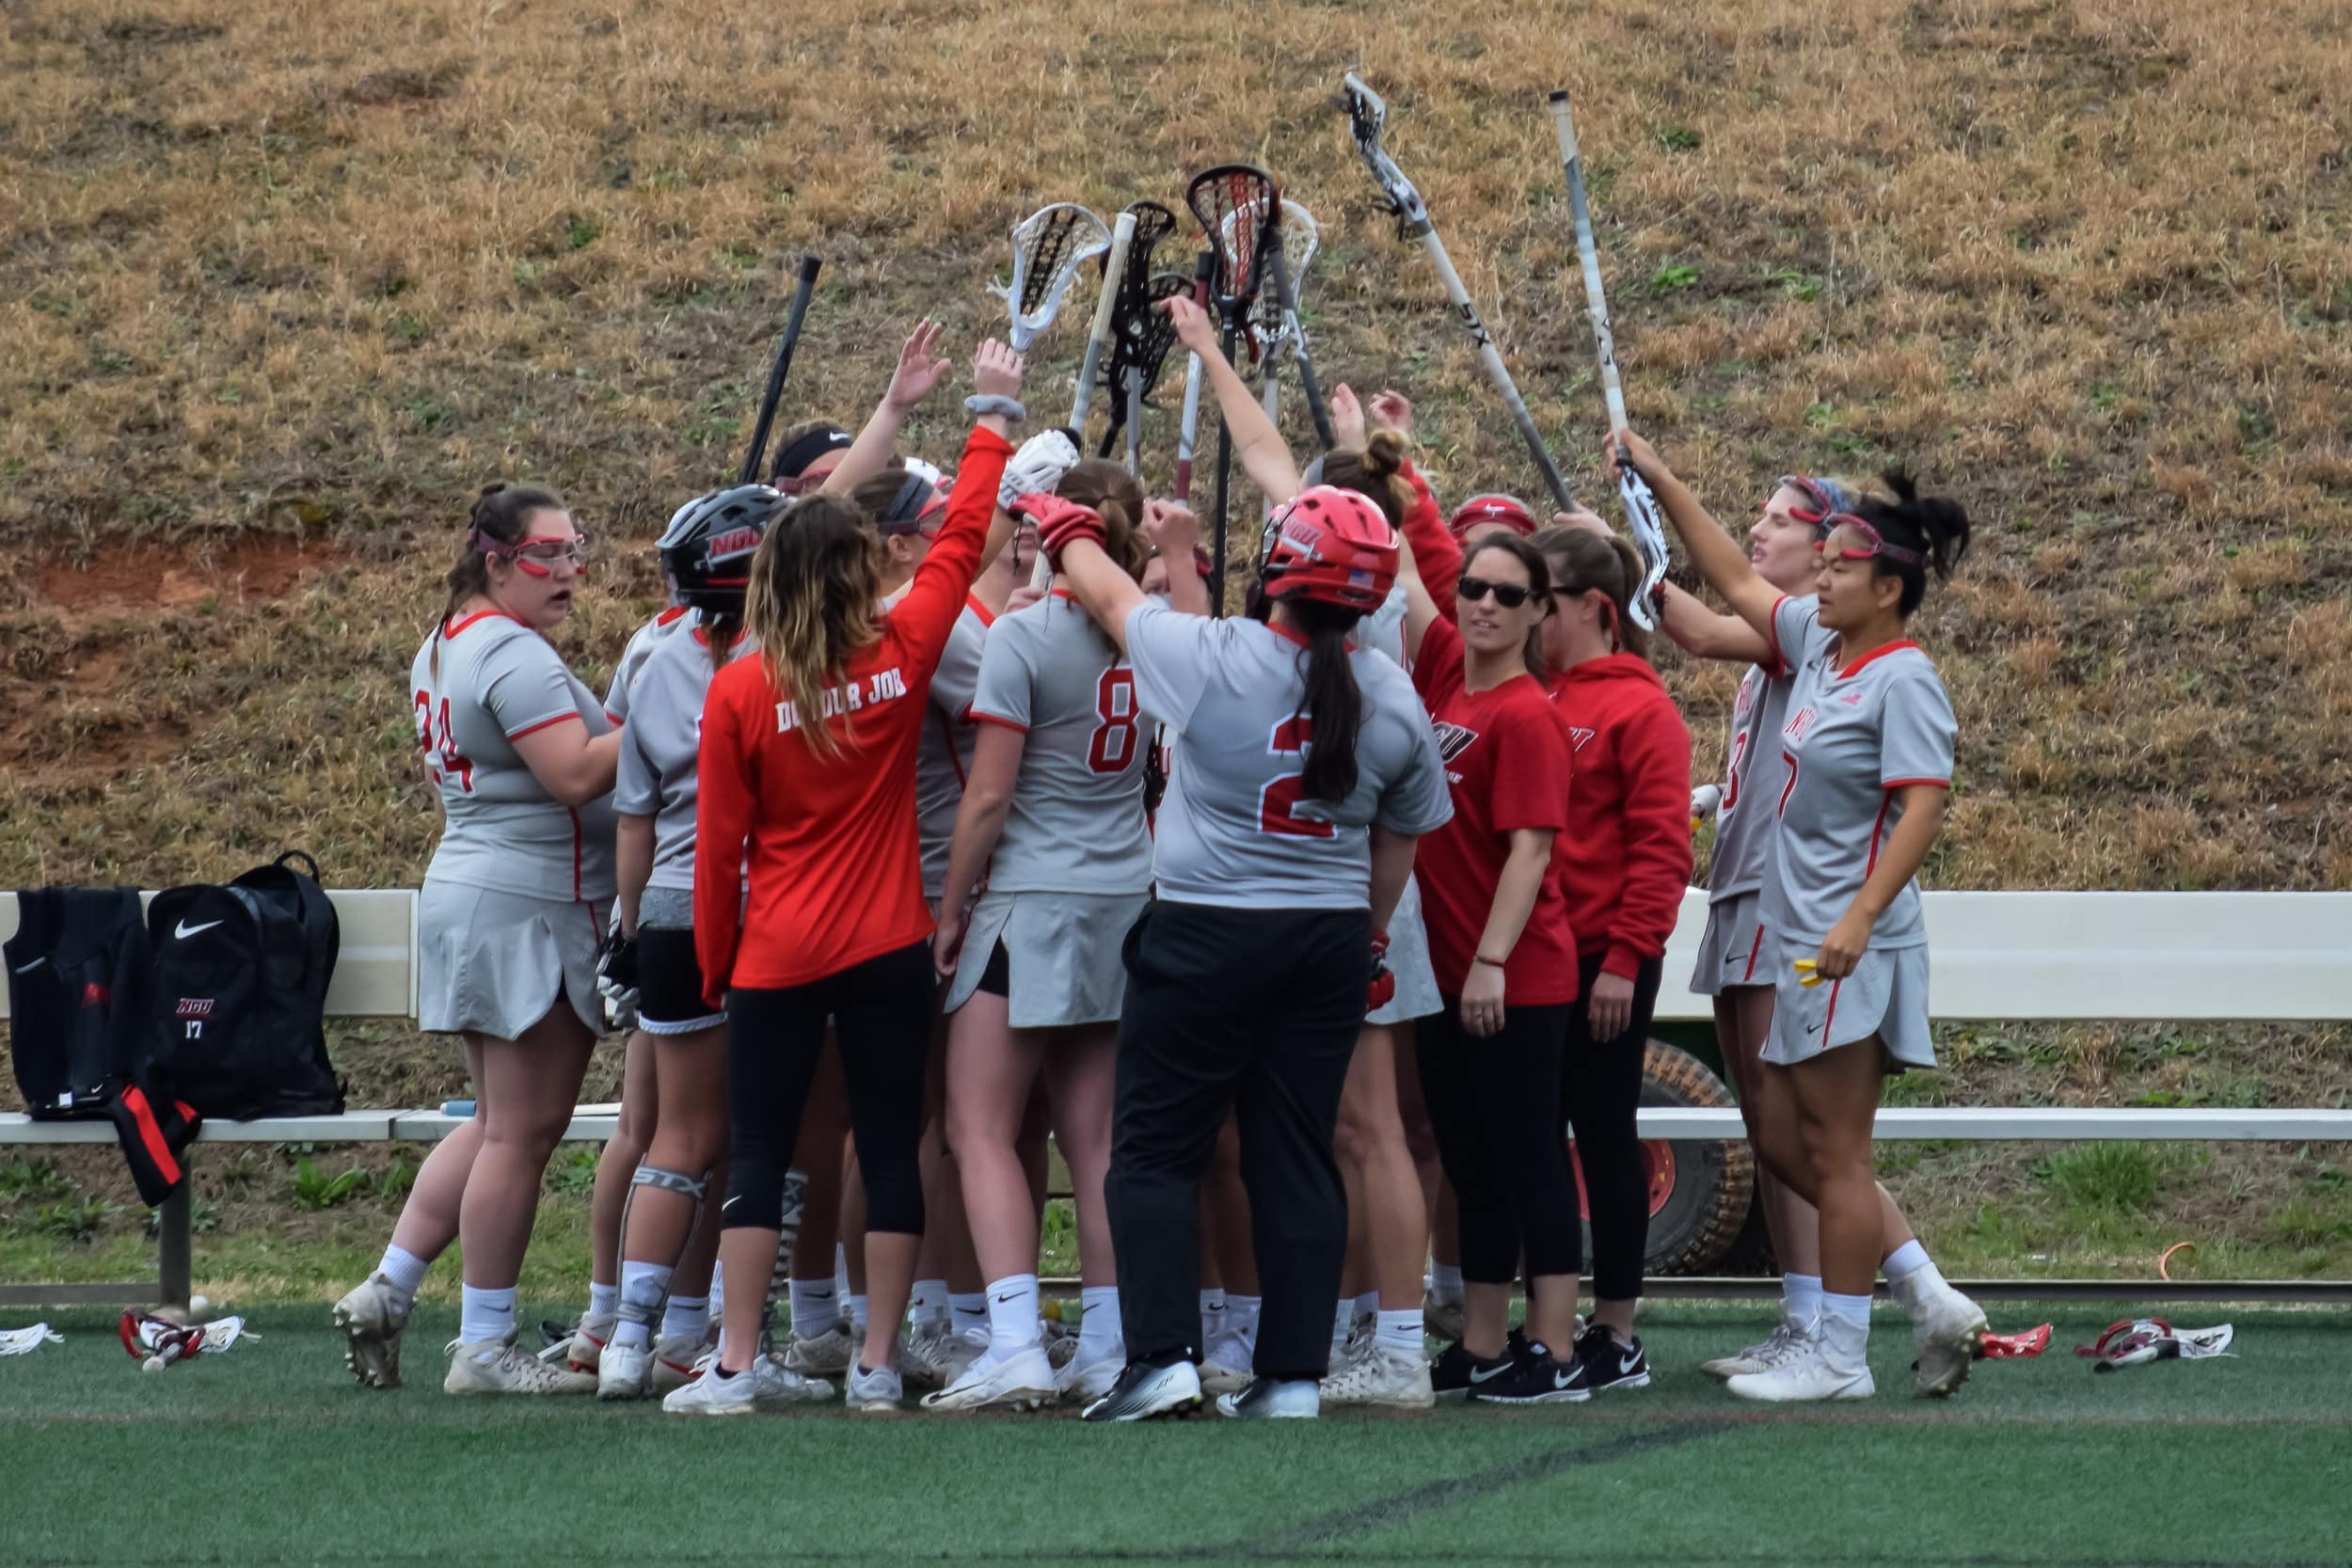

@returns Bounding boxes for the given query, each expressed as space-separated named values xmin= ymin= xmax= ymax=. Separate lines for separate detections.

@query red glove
xmin=1366 ymin=928 xmax=1395 ymax=1015
xmin=1014 ymin=491 xmax=1108 ymax=573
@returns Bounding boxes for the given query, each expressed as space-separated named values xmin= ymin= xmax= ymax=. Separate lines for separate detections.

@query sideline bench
xmin=6 ymin=889 xmax=2349 ymax=1308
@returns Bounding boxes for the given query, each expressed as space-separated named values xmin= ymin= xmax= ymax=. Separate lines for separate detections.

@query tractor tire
xmin=1717 ymin=1187 xmax=1781 ymax=1277
xmin=1570 ymin=1040 xmax=1756 ymax=1277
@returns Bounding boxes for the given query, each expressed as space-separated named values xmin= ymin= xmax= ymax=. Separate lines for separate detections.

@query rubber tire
xmin=1571 ymin=1041 xmax=1756 ymax=1278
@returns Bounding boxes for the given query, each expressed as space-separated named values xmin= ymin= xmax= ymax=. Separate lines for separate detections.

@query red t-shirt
xmin=693 ymin=426 xmax=1014 ymax=1001
xmin=1408 ymin=615 xmax=1580 ymax=1004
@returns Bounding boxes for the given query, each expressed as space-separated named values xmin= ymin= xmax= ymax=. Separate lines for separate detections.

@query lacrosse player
xmin=1612 ymin=430 xmax=1988 ymax=1402
xmin=338 ymin=484 xmax=618 ymax=1396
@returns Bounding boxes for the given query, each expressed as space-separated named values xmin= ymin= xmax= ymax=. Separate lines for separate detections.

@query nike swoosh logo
xmin=10 ymin=958 xmax=46 ymax=974
xmin=1618 ymin=1354 xmax=1641 ymax=1374
xmin=1468 ymin=1362 xmax=1512 ymax=1384
xmin=994 ymin=1292 xmax=1020 ymax=1304
xmin=1807 ymin=1022 xmax=1823 ymax=1035
xmin=720 ymin=1196 xmax=741 ymax=1212
xmin=174 ymin=919 xmax=225 ymax=941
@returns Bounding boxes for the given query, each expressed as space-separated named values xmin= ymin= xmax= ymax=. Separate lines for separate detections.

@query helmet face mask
xmin=1256 ymin=484 xmax=1399 ymax=612
xmin=660 ymin=483 xmax=785 ymax=615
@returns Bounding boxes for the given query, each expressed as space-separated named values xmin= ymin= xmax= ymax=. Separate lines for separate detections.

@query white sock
xmin=660 ymin=1294 xmax=710 ymax=1343
xmin=458 ymin=1285 xmax=516 ymax=1348
xmin=950 ymin=1291 xmax=988 ymax=1337
xmin=911 ymin=1278 xmax=949 ymax=1327
xmin=1822 ymin=1291 xmax=1873 ymax=1328
xmin=614 ymin=1260 xmax=673 ymax=1352
xmin=1428 ymin=1261 xmax=1463 ymax=1304
xmin=1078 ymin=1286 xmax=1120 ymax=1364
xmin=587 ymin=1280 xmax=618 ymax=1321
xmin=986 ymin=1274 xmax=1041 ymax=1354
xmin=788 ymin=1278 xmax=836 ymax=1336
xmin=1331 ymin=1299 xmax=1355 ymax=1348
xmin=847 ymin=1294 xmax=869 ymax=1335
xmin=1883 ymin=1239 xmax=1934 ymax=1286
xmin=1200 ymin=1288 xmax=1227 ymax=1349
xmin=1783 ymin=1272 xmax=1823 ymax=1324
xmin=1227 ymin=1294 xmax=1262 ymax=1348
xmin=1353 ymin=1290 xmax=1379 ymax=1321
xmin=708 ymin=1272 xmax=725 ymax=1318
xmin=375 ymin=1244 xmax=429 ymax=1300
xmin=1375 ymin=1308 xmax=1422 ymax=1354
xmin=833 ymin=1245 xmax=851 ymax=1318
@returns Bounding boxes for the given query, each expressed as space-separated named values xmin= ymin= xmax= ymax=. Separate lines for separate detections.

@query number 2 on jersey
xmin=1258 ymin=717 xmax=1335 ymax=838
xmin=414 ymin=690 xmax=476 ymax=793
xmin=1086 ymin=668 xmax=1140 ymax=775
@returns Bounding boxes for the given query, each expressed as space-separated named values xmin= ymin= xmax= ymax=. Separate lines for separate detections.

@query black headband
xmin=771 ymin=424 xmax=853 ymax=481
xmin=876 ymin=471 xmax=936 ymax=534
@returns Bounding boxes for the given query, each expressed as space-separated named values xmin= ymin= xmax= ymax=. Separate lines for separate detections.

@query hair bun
xmin=1363 ymin=428 xmax=1406 ymax=480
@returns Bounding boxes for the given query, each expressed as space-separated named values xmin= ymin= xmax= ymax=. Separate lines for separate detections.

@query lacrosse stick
xmin=1549 ymin=87 xmax=1668 ymax=628
xmin=1250 ymin=199 xmax=1335 ymax=450
xmin=992 ymin=203 xmax=1113 ymax=352
xmin=739 ymin=255 xmax=823 ymax=484
xmin=120 ymin=1307 xmax=257 ymax=1372
xmin=1186 ymin=165 xmax=1279 ymax=613
xmin=1342 ymin=72 xmax=1574 ymax=514
xmin=1102 ymin=274 xmax=1186 ymax=471
xmin=1172 ymin=249 xmax=1216 ymax=501
xmin=1068 ymin=211 xmax=1137 ymax=433
xmin=0 ymin=1323 xmax=62 ymax=1356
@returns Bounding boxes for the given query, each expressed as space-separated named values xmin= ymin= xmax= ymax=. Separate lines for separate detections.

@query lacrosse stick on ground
xmin=992 ymin=203 xmax=1113 ymax=353
xmin=1068 ymin=210 xmax=1138 ymax=434
xmin=120 ymin=1307 xmax=258 ymax=1373
xmin=1171 ymin=249 xmax=1216 ymax=502
xmin=739 ymin=255 xmax=822 ymax=484
xmin=1255 ymin=198 xmax=1337 ymax=451
xmin=1186 ymin=165 xmax=1279 ymax=610
xmin=1342 ymin=71 xmax=1574 ymax=515
xmin=1549 ymin=87 xmax=1670 ymax=628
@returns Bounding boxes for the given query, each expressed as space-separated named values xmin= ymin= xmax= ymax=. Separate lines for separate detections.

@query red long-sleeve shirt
xmin=1398 ymin=461 xmax=1463 ymax=623
xmin=1545 ymin=654 xmax=1693 ymax=980
xmin=693 ymin=425 xmax=1013 ymax=1002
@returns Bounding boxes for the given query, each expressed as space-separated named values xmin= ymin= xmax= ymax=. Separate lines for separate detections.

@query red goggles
xmin=1818 ymin=513 xmax=1922 ymax=567
xmin=1775 ymin=474 xmax=1847 ymax=529
xmin=475 ymin=531 xmax=590 ymax=576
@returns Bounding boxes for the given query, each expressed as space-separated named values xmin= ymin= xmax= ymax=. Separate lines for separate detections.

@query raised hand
xmin=1142 ymin=498 xmax=1200 ymax=561
xmin=973 ymin=339 xmax=1025 ymax=402
xmin=1160 ymin=294 xmax=1221 ymax=360
xmin=1607 ymin=426 xmax=1668 ymax=488
xmin=1329 ymin=384 xmax=1369 ymax=451
xmin=885 ymin=320 xmax=953 ymax=414
xmin=1369 ymin=389 xmax=1415 ymax=439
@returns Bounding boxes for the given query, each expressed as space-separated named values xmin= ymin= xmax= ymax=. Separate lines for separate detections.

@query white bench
xmin=6 ymin=888 xmax=2350 ymax=1307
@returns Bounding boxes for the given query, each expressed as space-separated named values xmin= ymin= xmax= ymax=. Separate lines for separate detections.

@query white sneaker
xmin=663 ymin=1361 xmax=758 ymax=1416
xmin=648 ymin=1330 xmax=711 ymax=1395
xmin=564 ymin=1309 xmax=615 ymax=1373
xmin=750 ymin=1354 xmax=834 ymax=1403
xmin=1422 ymin=1288 xmax=1466 ymax=1345
xmin=1320 ymin=1339 xmax=1436 ymax=1409
xmin=846 ymin=1360 xmax=904 ymax=1414
xmin=331 ymin=1273 xmax=413 ymax=1391
xmin=1216 ymin=1376 xmax=1320 ymax=1418
xmin=922 ymin=1344 xmax=1058 ymax=1412
xmin=901 ymin=1321 xmax=972 ymax=1390
xmin=1198 ymin=1333 xmax=1254 ymax=1396
xmin=1057 ymin=1350 xmax=1125 ymax=1404
xmin=1701 ymin=1313 xmax=1813 ymax=1382
xmin=784 ymin=1323 xmax=854 ymax=1378
xmin=1895 ymin=1275 xmax=1987 ymax=1398
xmin=596 ymin=1338 xmax=654 ymax=1401
xmin=443 ymin=1335 xmax=596 ymax=1395
xmin=1724 ymin=1315 xmax=1873 ymax=1402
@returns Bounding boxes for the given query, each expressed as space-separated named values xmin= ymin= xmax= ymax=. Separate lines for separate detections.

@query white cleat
xmin=783 ymin=1323 xmax=854 ymax=1379
xmin=596 ymin=1339 xmax=654 ymax=1401
xmin=648 ymin=1331 xmax=711 ymax=1395
xmin=1701 ymin=1313 xmax=1814 ymax=1382
xmin=846 ymin=1360 xmax=905 ymax=1414
xmin=1057 ymin=1350 xmax=1125 ymax=1405
xmin=1896 ymin=1276 xmax=1988 ymax=1399
xmin=1216 ymin=1376 xmax=1321 ymax=1418
xmin=1197 ymin=1333 xmax=1254 ymax=1396
xmin=1320 ymin=1340 xmax=1436 ymax=1410
xmin=663 ymin=1361 xmax=758 ymax=1416
xmin=563 ymin=1310 xmax=616 ymax=1373
xmin=902 ymin=1322 xmax=980 ymax=1390
xmin=921 ymin=1344 xmax=1059 ymax=1413
xmin=331 ymin=1273 xmax=412 ymax=1391
xmin=1724 ymin=1316 xmax=1874 ymax=1402
xmin=443 ymin=1335 xmax=596 ymax=1395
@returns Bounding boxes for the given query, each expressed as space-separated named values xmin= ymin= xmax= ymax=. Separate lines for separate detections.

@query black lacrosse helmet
xmin=659 ymin=483 xmax=784 ymax=614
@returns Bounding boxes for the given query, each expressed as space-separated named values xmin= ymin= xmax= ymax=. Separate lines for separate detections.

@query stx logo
xmin=175 ymin=998 xmax=215 ymax=1020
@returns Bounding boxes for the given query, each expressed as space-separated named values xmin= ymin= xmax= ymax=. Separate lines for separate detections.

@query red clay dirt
xmin=33 ymin=534 xmax=344 ymax=611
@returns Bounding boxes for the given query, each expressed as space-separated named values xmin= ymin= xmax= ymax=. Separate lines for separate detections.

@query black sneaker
xmin=1467 ymin=1339 xmax=1593 ymax=1404
xmin=1575 ymin=1323 xmax=1652 ymax=1393
xmin=1430 ymin=1340 xmax=1483 ymax=1398
xmin=1079 ymin=1355 xmax=1203 ymax=1422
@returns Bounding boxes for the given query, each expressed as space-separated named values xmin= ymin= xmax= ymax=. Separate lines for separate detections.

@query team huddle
xmin=334 ymin=286 xmax=1987 ymax=1418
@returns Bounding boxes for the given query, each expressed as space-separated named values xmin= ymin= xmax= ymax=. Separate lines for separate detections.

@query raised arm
xmin=1143 ymin=499 xmax=1213 ymax=617
xmin=1163 ymin=295 xmax=1302 ymax=505
xmin=1055 ymin=536 xmax=1147 ymax=656
xmin=1658 ymin=582 xmax=1773 ymax=665
xmin=1609 ymin=430 xmax=1780 ymax=640
xmin=821 ymin=320 xmax=953 ymax=498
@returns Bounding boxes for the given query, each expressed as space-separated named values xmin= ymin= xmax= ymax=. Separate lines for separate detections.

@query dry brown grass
xmin=5 ymin=0 xmax=2349 ymax=901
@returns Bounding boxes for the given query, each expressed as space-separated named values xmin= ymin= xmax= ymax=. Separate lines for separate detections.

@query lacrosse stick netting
xmin=992 ymin=203 xmax=1113 ymax=352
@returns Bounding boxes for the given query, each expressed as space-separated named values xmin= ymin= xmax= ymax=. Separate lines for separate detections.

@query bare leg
xmin=944 ymin=992 xmax=1044 ymax=1285
xmin=1787 ymin=1042 xmax=1898 ymax=1296
xmin=1719 ymin=989 xmax=1820 ymax=1278
xmin=1042 ymin=1024 xmax=1119 ymax=1288
xmin=459 ymin=1005 xmax=596 ymax=1291
xmin=620 ymin=1025 xmax=728 ymax=1282
xmin=589 ymin=1031 xmax=659 ymax=1296
xmin=387 ymin=1033 xmax=486 ymax=1264
xmin=1338 ymin=1024 xmax=1424 ymax=1311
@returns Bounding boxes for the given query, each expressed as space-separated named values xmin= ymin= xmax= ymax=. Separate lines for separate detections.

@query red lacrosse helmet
xmin=1258 ymin=485 xmax=1398 ymax=611
xmin=1448 ymin=493 xmax=1537 ymax=539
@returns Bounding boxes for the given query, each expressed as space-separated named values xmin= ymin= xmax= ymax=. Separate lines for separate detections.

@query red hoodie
xmin=1544 ymin=654 xmax=1692 ymax=980
xmin=1399 ymin=461 xmax=1463 ymax=621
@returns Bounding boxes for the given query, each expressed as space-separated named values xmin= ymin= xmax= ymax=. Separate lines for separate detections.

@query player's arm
xmin=1143 ymin=499 xmax=1212 ymax=617
xmin=1815 ymin=785 xmax=1947 ymax=981
xmin=1609 ymin=430 xmax=1780 ymax=640
xmin=1393 ymin=523 xmax=1444 ymax=667
xmin=820 ymin=321 xmax=953 ymax=498
xmin=932 ymin=723 xmax=1023 ymax=975
xmin=1659 ymin=581 xmax=1772 ymax=665
xmin=1368 ymin=826 xmax=1418 ymax=935
xmin=511 ymin=721 xmax=621 ymax=807
xmin=1162 ymin=295 xmax=1302 ymax=505
xmin=614 ymin=815 xmax=654 ymax=938
xmin=692 ymin=682 xmax=755 ymax=1009
xmin=1460 ymin=828 xmax=1556 ymax=1037
xmin=1057 ymin=537 xmax=1148 ymax=656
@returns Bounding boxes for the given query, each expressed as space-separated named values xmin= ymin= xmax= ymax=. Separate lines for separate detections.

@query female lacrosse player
xmin=1613 ymin=431 xmax=1987 ymax=1402
xmin=921 ymin=461 xmax=1157 ymax=1413
xmin=337 ymin=484 xmax=616 ymax=1396
xmin=667 ymin=340 xmax=1023 ymax=1417
xmin=1527 ymin=525 xmax=1693 ymax=1392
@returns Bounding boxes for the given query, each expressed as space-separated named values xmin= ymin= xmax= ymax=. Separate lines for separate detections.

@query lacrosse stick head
xmin=1254 ymin=198 xmax=1321 ymax=346
xmin=1107 ymin=273 xmax=1188 ymax=399
xmin=993 ymin=203 xmax=1113 ymax=351
xmin=1120 ymin=200 xmax=1179 ymax=285
xmin=1339 ymin=71 xmax=1426 ymax=230
xmin=1185 ymin=165 xmax=1278 ymax=327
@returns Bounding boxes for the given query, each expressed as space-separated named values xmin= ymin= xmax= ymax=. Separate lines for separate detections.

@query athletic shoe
xmin=1422 ymin=1288 xmax=1466 ymax=1345
xmin=751 ymin=1354 xmax=834 ymax=1403
xmin=1057 ymin=1351 xmax=1124 ymax=1405
xmin=784 ymin=1323 xmax=854 ymax=1378
xmin=1197 ymin=1334 xmax=1254 ymax=1396
xmin=648 ymin=1330 xmax=710 ymax=1395
xmin=1574 ymin=1323 xmax=1652 ymax=1394
xmin=846 ymin=1360 xmax=904 ymax=1414
xmin=1725 ymin=1313 xmax=1874 ymax=1402
xmin=1216 ymin=1376 xmax=1319 ymax=1418
xmin=1320 ymin=1339 xmax=1435 ymax=1409
xmin=900 ymin=1322 xmax=959 ymax=1390
xmin=1893 ymin=1274 xmax=1987 ymax=1399
xmin=563 ymin=1309 xmax=615 ymax=1373
xmin=662 ymin=1361 xmax=758 ymax=1417
xmin=1429 ymin=1339 xmax=1478 ymax=1400
xmin=1466 ymin=1340 xmax=1592 ymax=1405
xmin=443 ymin=1335 xmax=596 ymax=1395
xmin=331 ymin=1273 xmax=412 ymax=1391
xmin=921 ymin=1344 xmax=1058 ymax=1413
xmin=1700 ymin=1313 xmax=1811 ymax=1382
xmin=596 ymin=1338 xmax=654 ymax=1401
xmin=1080 ymin=1357 xmax=1203 ymax=1422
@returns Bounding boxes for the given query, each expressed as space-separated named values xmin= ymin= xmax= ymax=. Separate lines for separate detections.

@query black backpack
xmin=6 ymin=886 xmax=153 ymax=1119
xmin=145 ymin=851 xmax=346 ymax=1120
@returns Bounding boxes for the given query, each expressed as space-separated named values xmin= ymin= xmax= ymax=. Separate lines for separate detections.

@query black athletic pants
xmin=722 ymin=942 xmax=934 ymax=1236
xmin=1418 ymin=996 xmax=1579 ymax=1283
xmin=1105 ymin=899 xmax=1367 ymax=1382
xmin=1562 ymin=949 xmax=1664 ymax=1302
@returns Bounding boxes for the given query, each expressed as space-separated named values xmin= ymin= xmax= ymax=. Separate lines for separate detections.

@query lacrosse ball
xmin=190 ymin=1295 xmax=211 ymax=1313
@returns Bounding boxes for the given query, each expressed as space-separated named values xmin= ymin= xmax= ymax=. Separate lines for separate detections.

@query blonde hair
xmin=742 ymin=494 xmax=882 ymax=762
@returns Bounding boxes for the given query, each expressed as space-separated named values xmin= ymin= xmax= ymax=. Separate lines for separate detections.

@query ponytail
xmin=1314 ymin=430 xmax=1412 ymax=530
xmin=432 ymin=482 xmax=564 ymax=677
xmin=1284 ymin=600 xmax=1365 ymax=805
xmin=704 ymin=610 xmax=743 ymax=674
xmin=1057 ymin=460 xmax=1151 ymax=584
xmin=1531 ymin=525 xmax=1651 ymax=662
xmin=1853 ymin=470 xmax=1971 ymax=617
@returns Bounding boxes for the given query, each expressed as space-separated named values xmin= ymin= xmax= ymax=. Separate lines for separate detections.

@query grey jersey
xmin=1708 ymin=652 xmax=1799 ymax=905
xmin=967 ymin=592 xmax=1153 ymax=895
xmin=1759 ymin=595 xmax=1955 ymax=948
xmin=613 ymin=623 xmax=746 ymax=894
xmin=605 ymin=607 xmax=689 ymax=722
xmin=1122 ymin=601 xmax=1454 ymax=911
xmin=916 ymin=599 xmax=992 ymax=899
xmin=410 ymin=611 xmax=617 ymax=903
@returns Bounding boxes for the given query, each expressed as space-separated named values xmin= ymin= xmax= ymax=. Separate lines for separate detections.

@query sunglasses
xmin=1818 ymin=513 xmax=1922 ymax=566
xmin=1456 ymin=574 xmax=1542 ymax=610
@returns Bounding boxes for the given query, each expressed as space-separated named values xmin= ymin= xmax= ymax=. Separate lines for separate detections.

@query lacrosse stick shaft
xmin=1415 ymin=229 xmax=1572 ymax=514
xmin=1171 ymin=251 xmax=1216 ymax=502
xmin=1209 ymin=316 xmax=1238 ymax=617
xmin=739 ymin=255 xmax=823 ymax=484
xmin=1264 ymin=240 xmax=1337 ymax=451
xmin=1125 ymin=371 xmax=1144 ymax=477
xmin=1070 ymin=212 xmax=1137 ymax=432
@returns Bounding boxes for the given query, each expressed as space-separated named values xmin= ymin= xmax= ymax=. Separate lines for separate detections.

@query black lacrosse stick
xmin=1184 ymin=165 xmax=1279 ymax=609
xmin=1099 ymin=273 xmax=1187 ymax=459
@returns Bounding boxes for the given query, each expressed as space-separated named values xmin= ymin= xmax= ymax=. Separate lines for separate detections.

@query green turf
xmin=4 ymin=1305 xmax=2347 ymax=1567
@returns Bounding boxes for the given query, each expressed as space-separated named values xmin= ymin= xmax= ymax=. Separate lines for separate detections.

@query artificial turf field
xmin=5 ymin=1304 xmax=2348 ymax=1568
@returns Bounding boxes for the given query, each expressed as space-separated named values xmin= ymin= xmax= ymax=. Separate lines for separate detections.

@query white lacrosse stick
xmin=0 ymin=1323 xmax=62 ymax=1356
xmin=1234 ymin=200 xmax=1321 ymax=427
xmin=992 ymin=204 xmax=1113 ymax=353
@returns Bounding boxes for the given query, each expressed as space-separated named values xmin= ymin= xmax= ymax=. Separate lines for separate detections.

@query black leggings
xmin=722 ymin=942 xmax=934 ymax=1236
xmin=1562 ymin=949 xmax=1664 ymax=1302
xmin=1418 ymin=997 xmax=1577 ymax=1283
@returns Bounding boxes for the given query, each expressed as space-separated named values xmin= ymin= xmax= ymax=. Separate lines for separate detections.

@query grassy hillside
xmin=2 ymin=0 xmax=2346 ymax=1287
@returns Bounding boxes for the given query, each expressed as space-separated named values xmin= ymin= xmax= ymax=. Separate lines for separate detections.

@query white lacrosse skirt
xmin=418 ymin=880 xmax=607 ymax=1040
xmin=941 ymin=889 xmax=1148 ymax=1029
xmin=1368 ymin=874 xmax=1441 ymax=1026
xmin=1762 ymin=932 xmax=1934 ymax=1073
xmin=1689 ymin=890 xmax=1772 ymax=999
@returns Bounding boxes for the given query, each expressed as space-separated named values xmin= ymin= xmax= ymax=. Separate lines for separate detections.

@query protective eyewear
xmin=1775 ymin=474 xmax=1846 ymax=530
xmin=477 ymin=531 xmax=590 ymax=575
xmin=1818 ymin=513 xmax=1922 ymax=567
xmin=1456 ymin=574 xmax=1541 ymax=610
